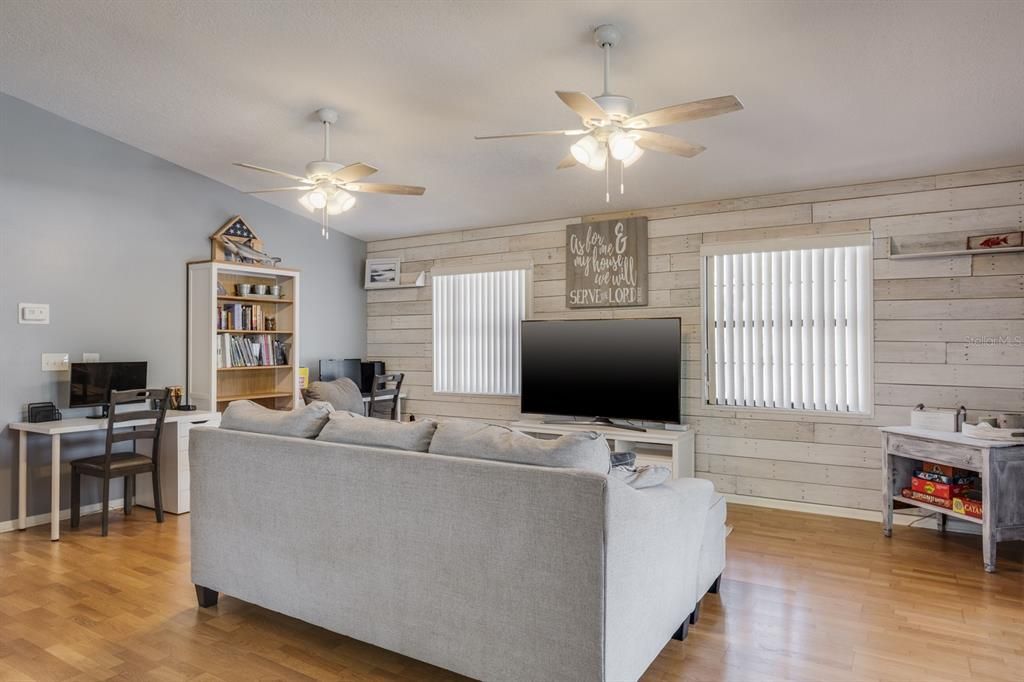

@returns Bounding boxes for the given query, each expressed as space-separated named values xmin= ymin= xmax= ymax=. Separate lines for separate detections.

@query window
xmin=433 ymin=265 xmax=531 ymax=395
xmin=701 ymin=234 xmax=873 ymax=413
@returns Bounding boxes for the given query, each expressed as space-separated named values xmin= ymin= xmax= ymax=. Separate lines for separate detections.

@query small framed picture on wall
xmin=364 ymin=257 xmax=402 ymax=289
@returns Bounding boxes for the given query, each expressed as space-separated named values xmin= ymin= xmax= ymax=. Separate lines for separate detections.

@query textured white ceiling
xmin=2 ymin=0 xmax=1023 ymax=241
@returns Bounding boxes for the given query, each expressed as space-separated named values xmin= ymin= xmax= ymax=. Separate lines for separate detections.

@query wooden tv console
xmin=508 ymin=421 xmax=695 ymax=478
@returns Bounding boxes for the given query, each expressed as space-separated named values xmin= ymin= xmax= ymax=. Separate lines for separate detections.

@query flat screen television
xmin=520 ymin=318 xmax=681 ymax=426
xmin=69 ymin=361 xmax=148 ymax=417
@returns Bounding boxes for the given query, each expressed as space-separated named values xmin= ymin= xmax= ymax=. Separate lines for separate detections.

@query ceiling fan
xmin=235 ymin=108 xmax=425 ymax=239
xmin=475 ymin=24 xmax=743 ymax=202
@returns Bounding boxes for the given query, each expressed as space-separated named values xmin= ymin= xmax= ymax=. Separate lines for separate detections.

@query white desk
xmin=508 ymin=421 xmax=695 ymax=478
xmin=10 ymin=410 xmax=218 ymax=541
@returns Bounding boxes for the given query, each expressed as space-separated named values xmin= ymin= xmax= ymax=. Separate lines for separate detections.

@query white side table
xmin=880 ymin=425 xmax=1024 ymax=572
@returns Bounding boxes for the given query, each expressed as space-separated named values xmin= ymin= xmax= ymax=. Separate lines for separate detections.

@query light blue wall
xmin=0 ymin=93 xmax=367 ymax=524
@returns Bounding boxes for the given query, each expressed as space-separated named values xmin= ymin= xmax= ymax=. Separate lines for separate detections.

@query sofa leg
xmin=672 ymin=619 xmax=690 ymax=641
xmin=195 ymin=585 xmax=219 ymax=608
xmin=708 ymin=574 xmax=722 ymax=594
xmin=689 ymin=601 xmax=701 ymax=625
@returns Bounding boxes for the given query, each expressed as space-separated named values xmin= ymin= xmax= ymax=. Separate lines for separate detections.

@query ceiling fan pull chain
xmin=605 ymin=160 xmax=610 ymax=203
xmin=620 ymin=160 xmax=625 ymax=195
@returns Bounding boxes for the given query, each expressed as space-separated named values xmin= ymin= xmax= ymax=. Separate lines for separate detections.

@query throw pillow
xmin=428 ymin=420 xmax=610 ymax=473
xmin=303 ymin=378 xmax=365 ymax=414
xmin=316 ymin=411 xmax=437 ymax=452
xmin=220 ymin=400 xmax=334 ymax=439
xmin=609 ymin=464 xmax=672 ymax=489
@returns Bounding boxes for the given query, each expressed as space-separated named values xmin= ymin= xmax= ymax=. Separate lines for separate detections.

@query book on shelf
xmin=217 ymin=303 xmax=269 ymax=332
xmin=217 ymin=333 xmax=290 ymax=368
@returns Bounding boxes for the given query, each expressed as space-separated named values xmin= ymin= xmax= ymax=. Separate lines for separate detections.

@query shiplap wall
xmin=366 ymin=165 xmax=1024 ymax=512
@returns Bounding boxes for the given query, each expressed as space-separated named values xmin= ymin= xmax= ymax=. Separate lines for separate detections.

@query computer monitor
xmin=69 ymin=361 xmax=148 ymax=418
xmin=318 ymin=359 xmax=384 ymax=393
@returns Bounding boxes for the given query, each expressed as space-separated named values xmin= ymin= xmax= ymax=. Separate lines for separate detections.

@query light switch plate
xmin=19 ymin=303 xmax=50 ymax=324
xmin=42 ymin=353 xmax=69 ymax=371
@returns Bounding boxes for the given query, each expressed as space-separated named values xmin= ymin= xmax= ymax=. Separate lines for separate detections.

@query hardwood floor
xmin=1 ymin=505 xmax=1021 ymax=681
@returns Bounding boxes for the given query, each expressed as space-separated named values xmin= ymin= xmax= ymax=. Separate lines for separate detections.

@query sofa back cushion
xmin=303 ymin=378 xmax=365 ymax=414
xmin=429 ymin=420 xmax=610 ymax=473
xmin=316 ymin=411 xmax=437 ymax=452
xmin=220 ymin=400 xmax=333 ymax=439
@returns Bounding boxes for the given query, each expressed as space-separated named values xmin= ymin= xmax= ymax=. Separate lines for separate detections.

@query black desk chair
xmin=367 ymin=373 xmax=404 ymax=420
xmin=70 ymin=388 xmax=168 ymax=536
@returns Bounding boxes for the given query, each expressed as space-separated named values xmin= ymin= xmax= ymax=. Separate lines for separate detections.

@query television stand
xmin=509 ymin=420 xmax=695 ymax=479
xmin=542 ymin=417 xmax=647 ymax=433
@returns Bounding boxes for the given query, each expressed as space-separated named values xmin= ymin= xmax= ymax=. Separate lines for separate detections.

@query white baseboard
xmin=0 ymin=498 xmax=125 ymax=534
xmin=722 ymin=493 xmax=981 ymax=534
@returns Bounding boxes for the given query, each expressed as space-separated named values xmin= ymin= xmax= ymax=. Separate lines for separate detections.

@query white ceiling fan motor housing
xmin=305 ymin=160 xmax=343 ymax=179
xmin=594 ymin=94 xmax=635 ymax=121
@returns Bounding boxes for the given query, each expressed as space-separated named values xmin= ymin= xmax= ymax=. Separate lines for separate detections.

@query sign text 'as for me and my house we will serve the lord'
xmin=565 ymin=217 xmax=648 ymax=308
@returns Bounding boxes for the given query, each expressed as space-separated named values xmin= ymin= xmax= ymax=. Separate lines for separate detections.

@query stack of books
xmin=217 ymin=334 xmax=288 ymax=368
xmin=900 ymin=462 xmax=982 ymax=519
xmin=218 ymin=303 xmax=271 ymax=331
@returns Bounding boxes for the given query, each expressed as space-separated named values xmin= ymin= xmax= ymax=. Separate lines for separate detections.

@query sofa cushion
xmin=429 ymin=420 xmax=610 ymax=473
xmin=316 ymin=411 xmax=437 ymax=452
xmin=609 ymin=464 xmax=672 ymax=489
xmin=220 ymin=400 xmax=333 ymax=439
xmin=303 ymin=378 xmax=365 ymax=414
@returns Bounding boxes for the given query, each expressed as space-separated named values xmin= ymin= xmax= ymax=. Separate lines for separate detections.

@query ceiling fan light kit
xmin=475 ymin=24 xmax=743 ymax=202
xmin=236 ymin=107 xmax=425 ymax=239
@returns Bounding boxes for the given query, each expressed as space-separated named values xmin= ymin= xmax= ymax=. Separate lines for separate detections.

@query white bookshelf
xmin=187 ymin=260 xmax=301 ymax=411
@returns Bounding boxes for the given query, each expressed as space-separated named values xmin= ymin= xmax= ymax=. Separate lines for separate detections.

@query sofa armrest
xmin=603 ymin=477 xmax=714 ymax=682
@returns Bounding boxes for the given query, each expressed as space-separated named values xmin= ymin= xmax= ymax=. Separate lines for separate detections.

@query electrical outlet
xmin=83 ymin=353 xmax=100 ymax=363
xmin=19 ymin=303 xmax=49 ymax=324
xmin=41 ymin=353 xmax=69 ymax=371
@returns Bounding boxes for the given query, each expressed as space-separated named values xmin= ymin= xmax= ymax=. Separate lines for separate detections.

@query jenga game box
xmin=911 ymin=476 xmax=971 ymax=500
xmin=901 ymin=487 xmax=952 ymax=509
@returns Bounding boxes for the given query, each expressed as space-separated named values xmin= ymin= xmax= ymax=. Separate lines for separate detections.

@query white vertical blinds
xmin=703 ymin=237 xmax=872 ymax=413
xmin=433 ymin=268 xmax=529 ymax=395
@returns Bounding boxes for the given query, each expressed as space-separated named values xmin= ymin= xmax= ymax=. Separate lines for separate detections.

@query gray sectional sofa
xmin=188 ymin=410 xmax=725 ymax=682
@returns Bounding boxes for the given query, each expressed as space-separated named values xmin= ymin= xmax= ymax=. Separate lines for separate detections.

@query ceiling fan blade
xmin=555 ymin=91 xmax=606 ymax=122
xmin=244 ymin=186 xmax=311 ymax=194
xmin=633 ymin=130 xmax=706 ymax=158
xmin=233 ymin=162 xmax=311 ymax=183
xmin=345 ymin=183 xmax=426 ymax=196
xmin=475 ymin=129 xmax=587 ymax=140
xmin=556 ymin=153 xmax=578 ymax=170
xmin=330 ymin=162 xmax=379 ymax=183
xmin=624 ymin=95 xmax=744 ymax=129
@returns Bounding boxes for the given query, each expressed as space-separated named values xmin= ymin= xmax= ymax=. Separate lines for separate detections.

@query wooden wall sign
xmin=566 ymin=217 xmax=648 ymax=308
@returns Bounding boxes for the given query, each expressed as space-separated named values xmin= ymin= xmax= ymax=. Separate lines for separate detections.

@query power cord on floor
xmin=907 ymin=512 xmax=937 ymax=528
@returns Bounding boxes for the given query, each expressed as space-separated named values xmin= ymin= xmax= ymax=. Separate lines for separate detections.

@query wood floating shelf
xmin=887 ymin=237 xmax=1024 ymax=260
xmin=217 ymin=391 xmax=294 ymax=402
xmin=896 ymin=495 xmax=983 ymax=525
xmin=217 ymin=295 xmax=294 ymax=303
xmin=216 ymin=329 xmax=293 ymax=334
xmin=365 ymin=282 xmax=425 ymax=291
xmin=217 ymin=365 xmax=292 ymax=371
xmin=890 ymin=246 xmax=1024 ymax=259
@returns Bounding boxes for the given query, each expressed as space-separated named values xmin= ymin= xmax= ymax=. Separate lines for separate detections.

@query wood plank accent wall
xmin=365 ymin=165 xmax=1024 ymax=512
